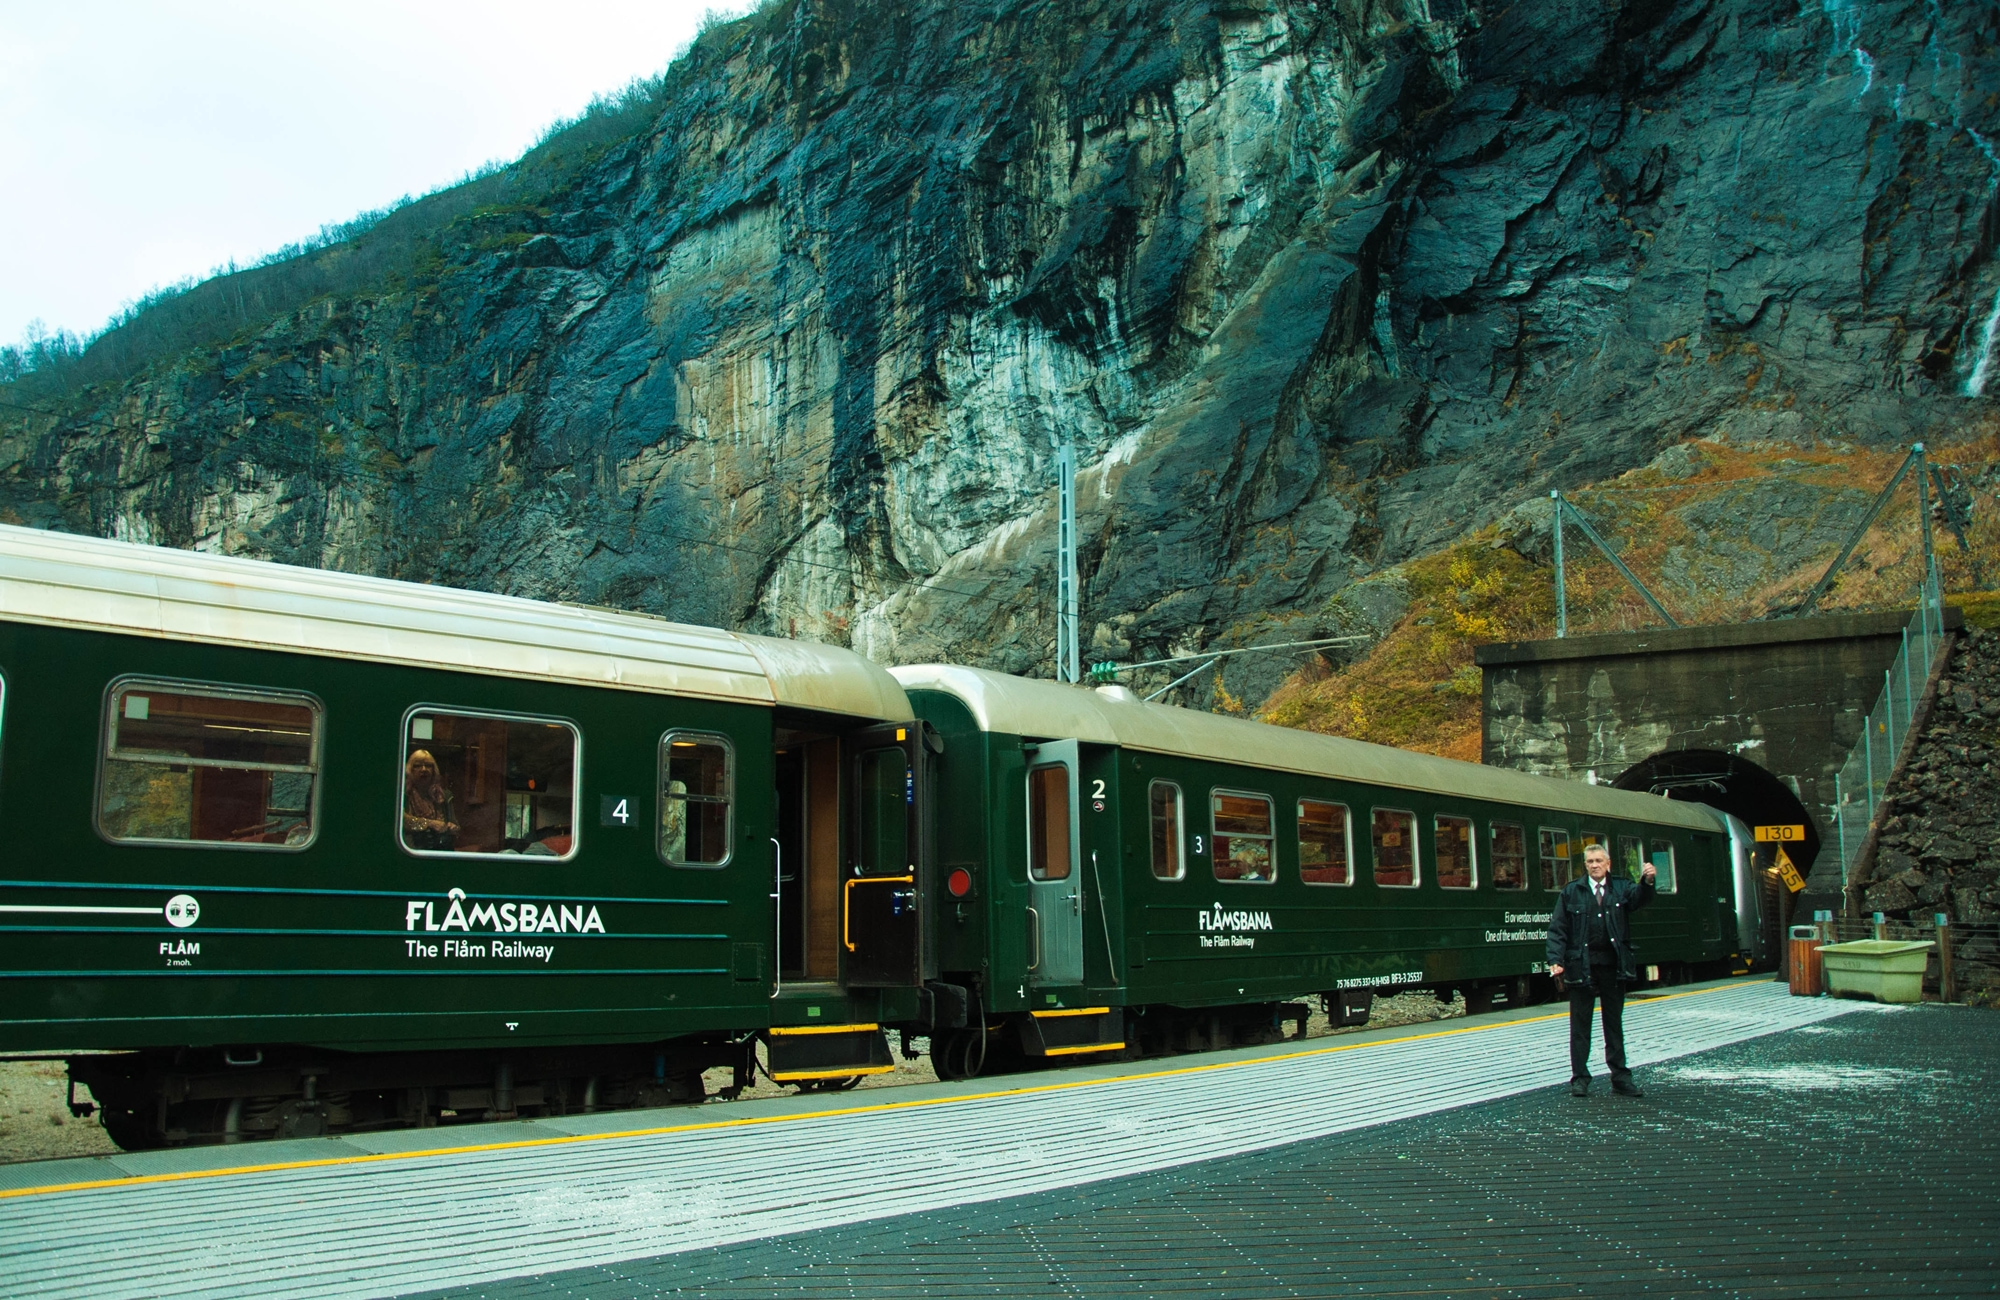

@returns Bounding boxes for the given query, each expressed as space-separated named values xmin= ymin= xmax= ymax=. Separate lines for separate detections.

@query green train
xmin=0 ymin=525 xmax=1762 ymax=1148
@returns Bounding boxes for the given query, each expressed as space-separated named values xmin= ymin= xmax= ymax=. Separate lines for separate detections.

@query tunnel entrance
xmin=1613 ymin=749 xmax=1819 ymax=970
xmin=1611 ymin=748 xmax=1821 ymax=872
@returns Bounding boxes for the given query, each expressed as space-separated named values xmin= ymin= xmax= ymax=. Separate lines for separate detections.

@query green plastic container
xmin=1819 ymin=939 xmax=1935 ymax=1004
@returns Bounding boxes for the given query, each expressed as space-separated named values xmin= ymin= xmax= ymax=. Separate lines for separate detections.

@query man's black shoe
xmin=1611 ymin=1076 xmax=1644 ymax=1097
xmin=1569 ymin=1078 xmax=1590 ymax=1098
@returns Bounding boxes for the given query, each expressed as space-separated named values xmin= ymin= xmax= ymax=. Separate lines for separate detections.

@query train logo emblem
xmin=164 ymin=894 xmax=200 ymax=928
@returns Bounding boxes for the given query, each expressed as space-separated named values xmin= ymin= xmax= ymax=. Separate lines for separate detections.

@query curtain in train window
xmin=661 ymin=732 xmax=733 ymax=866
xmin=99 ymin=680 xmax=321 ymax=849
xmin=1537 ymin=827 xmax=1571 ymax=890
xmin=1649 ymin=839 xmax=1679 ymax=893
xmin=401 ymin=709 xmax=578 ymax=858
xmin=1489 ymin=823 xmax=1527 ymax=890
xmin=1211 ymin=791 xmax=1274 ymax=882
xmin=1579 ymin=830 xmax=1607 ymax=878
xmin=1371 ymin=808 xmax=1418 ymax=887
xmin=1297 ymin=800 xmax=1350 ymax=885
xmin=1434 ymin=814 xmax=1475 ymax=888
xmin=1148 ymin=780 xmax=1184 ymax=880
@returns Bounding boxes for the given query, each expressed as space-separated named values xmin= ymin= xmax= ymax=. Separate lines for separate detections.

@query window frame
xmin=1649 ymin=837 xmax=1680 ymax=893
xmin=1433 ymin=813 xmax=1478 ymax=890
xmin=1296 ymin=798 xmax=1354 ymax=887
xmin=1537 ymin=826 xmax=1572 ymax=891
xmin=397 ymin=703 xmax=582 ymax=862
xmin=1148 ymin=779 xmax=1186 ymax=881
xmin=1370 ymin=806 xmax=1421 ymax=888
xmin=1209 ymin=787 xmax=1277 ymax=885
xmin=1617 ymin=833 xmax=1646 ymax=884
xmin=658 ymin=728 xmax=735 ymax=869
xmin=96 ymin=674 xmax=326 ymax=853
xmin=1488 ymin=821 xmax=1529 ymax=891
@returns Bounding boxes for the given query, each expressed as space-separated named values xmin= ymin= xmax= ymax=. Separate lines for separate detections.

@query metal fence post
xmin=1902 ymin=628 xmax=1914 ymax=729
xmin=1884 ymin=670 xmax=1897 ymax=764
xmin=1937 ymin=913 xmax=1955 ymax=1003
xmin=1863 ymin=725 xmax=1876 ymax=820
xmin=1835 ymin=774 xmax=1848 ymax=889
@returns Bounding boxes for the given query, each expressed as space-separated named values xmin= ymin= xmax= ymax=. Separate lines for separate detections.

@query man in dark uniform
xmin=1547 ymin=843 xmax=1656 ymax=1097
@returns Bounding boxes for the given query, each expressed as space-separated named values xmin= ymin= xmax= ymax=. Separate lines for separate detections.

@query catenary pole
xmin=1056 ymin=442 xmax=1079 ymax=683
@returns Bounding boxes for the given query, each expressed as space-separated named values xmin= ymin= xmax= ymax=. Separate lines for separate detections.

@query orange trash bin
xmin=1788 ymin=925 xmax=1824 ymax=996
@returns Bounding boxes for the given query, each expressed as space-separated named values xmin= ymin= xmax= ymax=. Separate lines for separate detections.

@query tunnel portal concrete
xmin=1474 ymin=607 xmax=1962 ymax=910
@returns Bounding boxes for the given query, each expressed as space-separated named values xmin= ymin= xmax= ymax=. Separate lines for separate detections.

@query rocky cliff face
xmin=1863 ymin=625 xmax=2000 ymax=1001
xmin=4 ymin=0 xmax=1997 ymax=700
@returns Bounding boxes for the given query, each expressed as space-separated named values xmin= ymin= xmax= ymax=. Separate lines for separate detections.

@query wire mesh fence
xmin=1828 ymin=561 xmax=1949 ymax=893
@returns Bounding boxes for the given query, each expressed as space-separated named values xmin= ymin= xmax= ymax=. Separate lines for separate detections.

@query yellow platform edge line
xmin=0 ymin=980 xmax=1762 ymax=1202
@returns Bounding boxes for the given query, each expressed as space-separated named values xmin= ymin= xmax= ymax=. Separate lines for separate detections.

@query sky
xmin=0 ymin=1 xmax=743 ymax=349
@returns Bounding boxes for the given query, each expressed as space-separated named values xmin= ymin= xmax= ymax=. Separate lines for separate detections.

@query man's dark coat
xmin=1546 ymin=873 xmax=1656 ymax=986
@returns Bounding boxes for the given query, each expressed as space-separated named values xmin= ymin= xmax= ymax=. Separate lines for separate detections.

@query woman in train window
xmin=402 ymin=749 xmax=459 ymax=850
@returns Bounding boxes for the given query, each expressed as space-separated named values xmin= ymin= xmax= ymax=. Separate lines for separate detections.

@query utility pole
xmin=1055 ymin=442 xmax=1079 ymax=683
xmin=1551 ymin=490 xmax=1567 ymax=638
xmin=1914 ymin=442 xmax=1938 ymax=602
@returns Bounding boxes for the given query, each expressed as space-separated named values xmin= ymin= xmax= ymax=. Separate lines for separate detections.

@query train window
xmin=1211 ymin=791 xmax=1275 ymax=883
xmin=1649 ymin=839 xmax=1679 ymax=893
xmin=1028 ymin=764 xmax=1072 ymax=881
xmin=1617 ymin=835 xmax=1645 ymax=883
xmin=99 ymin=680 xmax=321 ymax=849
xmin=662 ymin=732 xmax=734 ymax=867
xmin=1489 ymin=823 xmax=1527 ymax=890
xmin=1371 ymin=808 xmax=1419 ymax=887
xmin=1434 ymin=814 xmax=1475 ymax=889
xmin=1149 ymin=781 xmax=1185 ymax=880
xmin=1297 ymin=800 xmax=1351 ymax=885
xmin=1537 ymin=828 xmax=1571 ymax=890
xmin=401 ymin=709 xmax=578 ymax=859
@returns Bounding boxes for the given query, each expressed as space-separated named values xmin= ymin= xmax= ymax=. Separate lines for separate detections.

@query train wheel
xmin=931 ymin=1030 xmax=971 ymax=1081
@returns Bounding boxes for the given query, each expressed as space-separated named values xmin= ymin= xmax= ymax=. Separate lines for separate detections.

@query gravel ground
xmin=0 ymin=992 xmax=1469 ymax=1165
xmin=0 ymin=1060 xmax=116 ymax=1163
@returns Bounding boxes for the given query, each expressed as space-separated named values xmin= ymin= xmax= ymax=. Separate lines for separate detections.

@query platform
xmin=3 ymin=980 xmax=1993 ymax=1298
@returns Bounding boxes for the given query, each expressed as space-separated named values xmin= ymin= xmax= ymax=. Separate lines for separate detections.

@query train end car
xmin=893 ymin=666 xmax=1761 ymax=1076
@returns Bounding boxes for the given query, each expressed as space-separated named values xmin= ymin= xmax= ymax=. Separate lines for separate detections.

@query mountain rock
xmin=3 ymin=0 xmax=1997 ymax=700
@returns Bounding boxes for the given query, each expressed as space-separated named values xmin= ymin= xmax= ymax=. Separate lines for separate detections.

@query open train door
xmin=1025 ymin=739 xmax=1084 ymax=987
xmin=842 ymin=724 xmax=932 ymax=987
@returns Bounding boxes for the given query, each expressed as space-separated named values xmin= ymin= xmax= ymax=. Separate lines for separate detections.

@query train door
xmin=1026 ymin=740 xmax=1084 ymax=986
xmin=1077 ymin=744 xmax=1123 ymax=988
xmin=843 ymin=724 xmax=929 ymax=987
xmin=773 ymin=732 xmax=843 ymax=983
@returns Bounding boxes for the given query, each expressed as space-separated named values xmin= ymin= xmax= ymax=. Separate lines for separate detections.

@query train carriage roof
xmin=0 ymin=525 xmax=912 ymax=721
xmin=892 ymin=665 xmax=1722 ymax=832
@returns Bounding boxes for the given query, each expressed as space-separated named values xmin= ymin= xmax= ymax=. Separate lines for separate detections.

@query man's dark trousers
xmin=1568 ymin=959 xmax=1627 ymax=1081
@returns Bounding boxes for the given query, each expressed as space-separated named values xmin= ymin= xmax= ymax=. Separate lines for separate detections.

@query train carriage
xmin=0 ymin=526 xmax=1766 ymax=1149
xmin=892 ymin=667 xmax=1759 ymax=1075
xmin=0 ymin=525 xmax=928 ymax=1146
